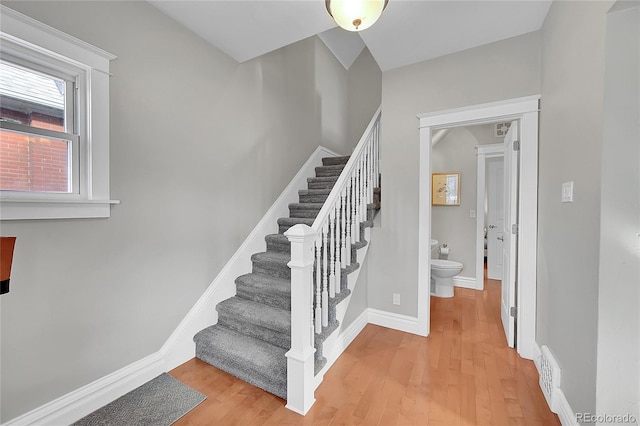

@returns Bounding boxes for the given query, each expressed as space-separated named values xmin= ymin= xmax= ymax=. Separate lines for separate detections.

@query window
xmin=1 ymin=59 xmax=77 ymax=194
xmin=0 ymin=5 xmax=117 ymax=220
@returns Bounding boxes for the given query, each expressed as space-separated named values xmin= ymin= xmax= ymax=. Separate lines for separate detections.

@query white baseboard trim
xmin=453 ymin=275 xmax=480 ymax=290
xmin=532 ymin=340 xmax=543 ymax=371
xmin=3 ymin=353 xmax=165 ymax=426
xmin=314 ymin=309 xmax=368 ymax=388
xmin=555 ymin=389 xmax=578 ymax=426
xmin=3 ymin=146 xmax=340 ymax=426
xmin=367 ymin=308 xmax=420 ymax=335
xmin=532 ymin=342 xmax=577 ymax=426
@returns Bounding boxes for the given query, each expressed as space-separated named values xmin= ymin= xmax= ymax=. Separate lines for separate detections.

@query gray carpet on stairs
xmin=73 ymin=373 xmax=205 ymax=426
xmin=194 ymin=154 xmax=376 ymax=400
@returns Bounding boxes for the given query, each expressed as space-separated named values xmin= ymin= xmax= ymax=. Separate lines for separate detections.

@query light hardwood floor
xmin=170 ymin=278 xmax=560 ymax=425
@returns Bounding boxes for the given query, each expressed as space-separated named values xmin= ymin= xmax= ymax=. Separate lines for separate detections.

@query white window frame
xmin=0 ymin=5 xmax=118 ymax=220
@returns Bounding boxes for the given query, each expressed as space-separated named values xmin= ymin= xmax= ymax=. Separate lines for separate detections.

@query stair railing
xmin=284 ymin=106 xmax=381 ymax=414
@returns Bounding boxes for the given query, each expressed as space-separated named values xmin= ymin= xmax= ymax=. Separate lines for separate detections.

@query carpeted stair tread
xmin=194 ymin=325 xmax=287 ymax=399
xmin=278 ymin=216 xmax=316 ymax=233
xmin=322 ymin=156 xmax=350 ymax=166
xmin=307 ymin=176 xmax=338 ymax=189
xmin=343 ymin=262 xmax=360 ymax=276
xmin=353 ymin=240 xmax=368 ymax=250
xmin=315 ymin=164 xmax=345 ymax=177
xmin=289 ymin=203 xmax=324 ymax=218
xmin=265 ymin=234 xmax=290 ymax=254
xmin=298 ymin=189 xmax=332 ymax=203
xmin=216 ymin=297 xmax=290 ymax=349
xmin=235 ymin=272 xmax=291 ymax=309
xmin=251 ymin=251 xmax=291 ymax=279
xmin=298 ymin=189 xmax=332 ymax=196
xmin=289 ymin=202 xmax=325 ymax=210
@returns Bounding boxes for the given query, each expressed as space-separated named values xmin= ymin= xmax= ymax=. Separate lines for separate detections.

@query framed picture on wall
xmin=432 ymin=172 xmax=461 ymax=206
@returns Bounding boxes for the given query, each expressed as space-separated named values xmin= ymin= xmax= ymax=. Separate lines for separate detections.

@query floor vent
xmin=539 ymin=345 xmax=561 ymax=413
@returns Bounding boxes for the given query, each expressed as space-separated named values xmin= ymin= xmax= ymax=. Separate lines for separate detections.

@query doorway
xmin=416 ymin=96 xmax=539 ymax=360
xmin=485 ymin=156 xmax=504 ymax=280
xmin=475 ymin=143 xmax=505 ymax=290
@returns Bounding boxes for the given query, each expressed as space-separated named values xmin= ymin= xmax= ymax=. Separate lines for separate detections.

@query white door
xmin=501 ymin=121 xmax=519 ymax=348
xmin=487 ymin=158 xmax=504 ymax=280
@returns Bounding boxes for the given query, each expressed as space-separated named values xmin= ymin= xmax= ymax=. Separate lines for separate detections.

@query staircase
xmin=194 ymin=155 xmax=376 ymax=400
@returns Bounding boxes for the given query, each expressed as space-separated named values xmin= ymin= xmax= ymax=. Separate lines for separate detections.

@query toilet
xmin=430 ymin=259 xmax=463 ymax=298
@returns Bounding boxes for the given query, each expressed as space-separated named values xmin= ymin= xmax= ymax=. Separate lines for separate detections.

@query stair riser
xmin=195 ymin=345 xmax=286 ymax=399
xmin=289 ymin=208 xmax=321 ymax=218
xmin=253 ymin=261 xmax=291 ymax=279
xmin=299 ymin=193 xmax=329 ymax=203
xmin=322 ymin=156 xmax=350 ymax=166
xmin=217 ymin=316 xmax=290 ymax=350
xmin=315 ymin=167 xmax=343 ymax=177
xmin=236 ymin=287 xmax=291 ymax=310
xmin=278 ymin=224 xmax=291 ymax=234
xmin=308 ymin=181 xmax=336 ymax=190
xmin=266 ymin=238 xmax=290 ymax=254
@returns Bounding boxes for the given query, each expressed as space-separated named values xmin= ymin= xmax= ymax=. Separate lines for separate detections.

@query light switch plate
xmin=562 ymin=181 xmax=574 ymax=203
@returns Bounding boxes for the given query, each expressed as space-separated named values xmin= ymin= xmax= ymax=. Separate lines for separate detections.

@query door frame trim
xmin=416 ymin=95 xmax=539 ymax=360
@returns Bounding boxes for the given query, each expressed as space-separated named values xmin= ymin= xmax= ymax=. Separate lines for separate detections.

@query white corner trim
xmin=2 ymin=353 xmax=165 ymax=426
xmin=367 ymin=308 xmax=420 ymax=335
xmin=453 ymin=275 xmax=480 ymax=290
xmin=2 ymin=145 xmax=340 ymax=426
xmin=532 ymin=342 xmax=577 ymax=426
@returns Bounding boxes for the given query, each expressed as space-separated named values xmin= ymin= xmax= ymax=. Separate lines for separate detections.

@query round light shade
xmin=326 ymin=0 xmax=388 ymax=32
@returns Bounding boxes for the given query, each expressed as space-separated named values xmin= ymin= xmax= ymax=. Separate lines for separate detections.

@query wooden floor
xmin=170 ymin=278 xmax=560 ymax=425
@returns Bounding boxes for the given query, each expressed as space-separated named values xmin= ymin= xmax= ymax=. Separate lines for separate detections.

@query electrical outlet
xmin=562 ymin=181 xmax=574 ymax=203
xmin=393 ymin=293 xmax=400 ymax=305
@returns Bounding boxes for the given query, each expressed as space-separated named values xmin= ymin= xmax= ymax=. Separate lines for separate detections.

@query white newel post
xmin=284 ymin=224 xmax=317 ymax=415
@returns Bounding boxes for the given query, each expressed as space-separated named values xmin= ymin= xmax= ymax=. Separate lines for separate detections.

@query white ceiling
xmin=148 ymin=0 xmax=552 ymax=72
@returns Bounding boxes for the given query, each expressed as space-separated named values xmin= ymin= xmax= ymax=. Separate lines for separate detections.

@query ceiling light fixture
xmin=326 ymin=0 xmax=389 ymax=32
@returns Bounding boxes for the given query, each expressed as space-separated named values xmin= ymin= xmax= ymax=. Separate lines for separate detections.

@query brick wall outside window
xmin=0 ymin=108 xmax=69 ymax=193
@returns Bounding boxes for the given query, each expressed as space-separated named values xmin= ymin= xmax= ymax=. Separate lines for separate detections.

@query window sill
xmin=0 ymin=198 xmax=120 ymax=220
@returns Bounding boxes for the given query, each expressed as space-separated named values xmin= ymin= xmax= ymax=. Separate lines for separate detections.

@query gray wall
xmin=0 ymin=1 xmax=375 ymax=421
xmin=537 ymin=0 xmax=613 ymax=415
xmin=368 ymin=31 xmax=540 ymax=316
xmin=340 ymin=49 xmax=382 ymax=331
xmin=596 ymin=1 xmax=639 ymax=421
xmin=348 ymin=48 xmax=383 ymax=149
xmin=431 ymin=127 xmax=478 ymax=279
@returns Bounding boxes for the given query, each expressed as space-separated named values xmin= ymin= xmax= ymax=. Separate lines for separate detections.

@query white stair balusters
xmin=286 ymin=106 xmax=380 ymax=415
xmin=341 ymin=190 xmax=347 ymax=268
xmin=314 ymin=238 xmax=322 ymax=334
xmin=334 ymin=202 xmax=342 ymax=294
xmin=351 ymin=174 xmax=358 ymax=245
xmin=329 ymin=210 xmax=336 ymax=298
xmin=345 ymin=184 xmax=352 ymax=265
xmin=321 ymin=222 xmax=329 ymax=327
